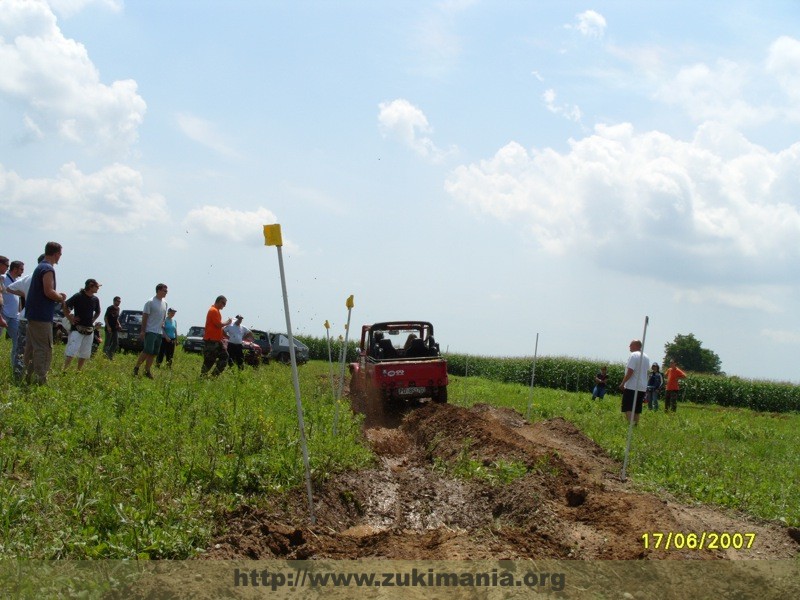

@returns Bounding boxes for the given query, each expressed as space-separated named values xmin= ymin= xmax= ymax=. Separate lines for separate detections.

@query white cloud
xmin=766 ymin=36 xmax=800 ymax=122
xmin=567 ymin=10 xmax=607 ymax=39
xmin=176 ymin=113 xmax=240 ymax=158
xmin=761 ymin=329 xmax=800 ymax=344
xmin=378 ymin=99 xmax=456 ymax=163
xmin=0 ymin=162 xmax=168 ymax=233
xmin=542 ymin=88 xmax=583 ymax=123
xmin=674 ymin=288 xmax=780 ymax=313
xmin=183 ymin=206 xmax=281 ymax=245
xmin=47 ymin=0 xmax=122 ymax=18
xmin=444 ymin=121 xmax=800 ymax=282
xmin=0 ymin=0 xmax=145 ymax=153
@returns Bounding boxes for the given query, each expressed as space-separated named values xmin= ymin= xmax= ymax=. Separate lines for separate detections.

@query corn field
xmin=297 ymin=335 xmax=800 ymax=413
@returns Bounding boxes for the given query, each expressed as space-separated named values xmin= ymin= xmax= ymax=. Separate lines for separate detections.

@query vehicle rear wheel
xmin=433 ymin=387 xmax=448 ymax=403
xmin=278 ymin=352 xmax=291 ymax=364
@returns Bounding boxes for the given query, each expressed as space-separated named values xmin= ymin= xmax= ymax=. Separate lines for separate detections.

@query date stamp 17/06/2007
xmin=641 ymin=531 xmax=756 ymax=551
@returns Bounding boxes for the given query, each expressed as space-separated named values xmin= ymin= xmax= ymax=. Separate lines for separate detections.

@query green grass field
xmin=0 ymin=348 xmax=797 ymax=559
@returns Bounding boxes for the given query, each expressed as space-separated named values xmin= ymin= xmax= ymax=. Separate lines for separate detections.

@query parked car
xmin=183 ymin=326 xmax=205 ymax=353
xmin=250 ymin=329 xmax=273 ymax=364
xmin=269 ymin=333 xmax=309 ymax=365
xmin=118 ymin=310 xmax=144 ymax=352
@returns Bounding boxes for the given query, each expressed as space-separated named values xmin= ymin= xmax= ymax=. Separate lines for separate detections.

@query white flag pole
xmin=263 ymin=224 xmax=315 ymax=524
xmin=621 ymin=315 xmax=649 ymax=482
xmin=333 ymin=295 xmax=354 ymax=435
xmin=525 ymin=332 xmax=540 ymax=421
xmin=324 ymin=320 xmax=336 ymax=399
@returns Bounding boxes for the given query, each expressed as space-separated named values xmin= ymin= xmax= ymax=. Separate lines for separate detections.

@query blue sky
xmin=2 ymin=0 xmax=800 ymax=382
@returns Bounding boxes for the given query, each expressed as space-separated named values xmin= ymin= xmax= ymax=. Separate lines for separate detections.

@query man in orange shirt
xmin=201 ymin=295 xmax=232 ymax=377
xmin=664 ymin=359 xmax=687 ymax=412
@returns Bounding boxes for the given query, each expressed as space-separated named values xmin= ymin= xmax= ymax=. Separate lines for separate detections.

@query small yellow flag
xmin=346 ymin=294 xmax=354 ymax=309
xmin=263 ymin=224 xmax=283 ymax=247
xmin=324 ymin=320 xmax=330 ymax=329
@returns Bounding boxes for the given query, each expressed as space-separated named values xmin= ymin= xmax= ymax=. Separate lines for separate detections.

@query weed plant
xmin=0 ymin=349 xmax=370 ymax=559
xmin=448 ymin=375 xmax=800 ymax=527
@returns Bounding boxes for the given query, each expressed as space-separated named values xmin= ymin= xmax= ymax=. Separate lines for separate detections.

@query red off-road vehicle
xmin=349 ymin=321 xmax=448 ymax=409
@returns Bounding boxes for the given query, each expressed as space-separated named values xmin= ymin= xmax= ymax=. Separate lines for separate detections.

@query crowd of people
xmin=1 ymin=242 xmax=252 ymax=385
xmin=590 ymin=342 xmax=688 ymax=423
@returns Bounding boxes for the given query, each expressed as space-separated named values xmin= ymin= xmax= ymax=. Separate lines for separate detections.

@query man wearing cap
xmin=2 ymin=260 xmax=24 ymax=369
xmin=224 ymin=314 xmax=253 ymax=370
xmin=103 ymin=296 xmax=122 ymax=359
xmin=63 ymin=278 xmax=102 ymax=371
xmin=156 ymin=307 xmax=178 ymax=368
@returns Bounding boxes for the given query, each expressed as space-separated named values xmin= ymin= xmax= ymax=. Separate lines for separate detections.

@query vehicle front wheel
xmin=278 ymin=352 xmax=291 ymax=364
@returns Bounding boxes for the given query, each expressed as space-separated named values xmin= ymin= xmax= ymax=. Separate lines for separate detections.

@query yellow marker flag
xmin=263 ymin=224 xmax=283 ymax=247
xmin=346 ymin=294 xmax=354 ymax=309
xmin=324 ymin=320 xmax=330 ymax=329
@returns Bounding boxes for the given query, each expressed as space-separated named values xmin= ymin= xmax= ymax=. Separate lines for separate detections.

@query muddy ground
xmin=205 ymin=400 xmax=798 ymax=562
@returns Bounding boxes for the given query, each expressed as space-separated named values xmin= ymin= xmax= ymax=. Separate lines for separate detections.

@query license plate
xmin=397 ymin=386 xmax=426 ymax=396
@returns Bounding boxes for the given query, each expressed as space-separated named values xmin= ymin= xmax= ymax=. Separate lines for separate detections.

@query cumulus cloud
xmin=48 ymin=0 xmax=122 ymax=18
xmin=766 ymin=36 xmax=800 ymax=119
xmin=378 ymin=99 xmax=456 ymax=162
xmin=176 ymin=113 xmax=240 ymax=158
xmin=567 ymin=10 xmax=607 ymax=39
xmin=0 ymin=162 xmax=168 ymax=233
xmin=444 ymin=121 xmax=800 ymax=284
xmin=183 ymin=206 xmax=281 ymax=245
xmin=542 ymin=88 xmax=583 ymax=123
xmin=0 ymin=0 xmax=145 ymax=153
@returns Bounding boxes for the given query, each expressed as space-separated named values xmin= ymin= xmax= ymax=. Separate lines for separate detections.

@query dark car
xmin=269 ymin=333 xmax=309 ymax=365
xmin=118 ymin=310 xmax=144 ymax=352
xmin=250 ymin=329 xmax=273 ymax=364
xmin=183 ymin=326 xmax=205 ymax=353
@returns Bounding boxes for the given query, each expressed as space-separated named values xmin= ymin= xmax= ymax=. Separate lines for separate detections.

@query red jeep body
xmin=349 ymin=321 xmax=448 ymax=405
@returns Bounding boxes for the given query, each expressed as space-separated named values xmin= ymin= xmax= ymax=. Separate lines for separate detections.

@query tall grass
xmin=0 ymin=348 xmax=370 ymax=559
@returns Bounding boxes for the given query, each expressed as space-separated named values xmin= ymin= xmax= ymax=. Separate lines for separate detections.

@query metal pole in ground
xmin=526 ymin=332 xmax=539 ymax=420
xmin=324 ymin=320 xmax=336 ymax=398
xmin=621 ymin=315 xmax=649 ymax=482
xmin=334 ymin=295 xmax=354 ymax=435
xmin=264 ymin=224 xmax=315 ymax=524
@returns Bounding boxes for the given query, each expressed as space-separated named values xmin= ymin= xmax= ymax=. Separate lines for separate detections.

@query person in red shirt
xmin=664 ymin=359 xmax=687 ymax=412
xmin=201 ymin=295 xmax=232 ymax=376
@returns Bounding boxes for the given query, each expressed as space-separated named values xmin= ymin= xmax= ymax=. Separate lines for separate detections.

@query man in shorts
xmin=618 ymin=339 xmax=651 ymax=426
xmin=63 ymin=278 xmax=102 ymax=371
xmin=133 ymin=283 xmax=168 ymax=379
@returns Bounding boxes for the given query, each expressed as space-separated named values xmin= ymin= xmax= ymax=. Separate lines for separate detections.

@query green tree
xmin=663 ymin=333 xmax=723 ymax=374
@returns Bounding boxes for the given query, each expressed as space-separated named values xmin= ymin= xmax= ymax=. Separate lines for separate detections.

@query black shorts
xmin=621 ymin=388 xmax=645 ymax=413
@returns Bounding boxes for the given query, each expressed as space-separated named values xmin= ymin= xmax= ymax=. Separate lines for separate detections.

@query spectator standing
xmin=591 ymin=366 xmax=608 ymax=400
xmin=23 ymin=242 xmax=67 ymax=385
xmin=201 ymin=295 xmax=232 ymax=376
xmin=7 ymin=254 xmax=44 ymax=380
xmin=224 ymin=314 xmax=252 ymax=369
xmin=133 ymin=283 xmax=169 ymax=379
xmin=646 ymin=363 xmax=664 ymax=411
xmin=618 ymin=339 xmax=651 ymax=426
xmin=2 ymin=260 xmax=24 ymax=369
xmin=156 ymin=308 xmax=178 ymax=368
xmin=664 ymin=360 xmax=687 ymax=412
xmin=103 ymin=296 xmax=122 ymax=359
xmin=0 ymin=256 xmax=8 ymax=331
xmin=63 ymin=279 xmax=102 ymax=371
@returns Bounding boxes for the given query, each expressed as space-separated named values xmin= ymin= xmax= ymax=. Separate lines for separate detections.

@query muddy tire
xmin=433 ymin=387 xmax=448 ymax=403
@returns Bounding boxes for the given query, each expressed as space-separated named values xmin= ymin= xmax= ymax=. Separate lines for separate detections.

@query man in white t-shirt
xmin=6 ymin=254 xmax=44 ymax=380
xmin=224 ymin=314 xmax=253 ymax=369
xmin=133 ymin=283 xmax=169 ymax=379
xmin=618 ymin=339 xmax=651 ymax=425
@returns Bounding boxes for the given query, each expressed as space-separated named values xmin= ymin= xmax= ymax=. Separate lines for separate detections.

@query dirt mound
xmin=205 ymin=402 xmax=798 ymax=561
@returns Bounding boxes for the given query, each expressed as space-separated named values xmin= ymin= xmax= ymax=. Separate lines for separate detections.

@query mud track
xmin=206 ymin=401 xmax=798 ymax=561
